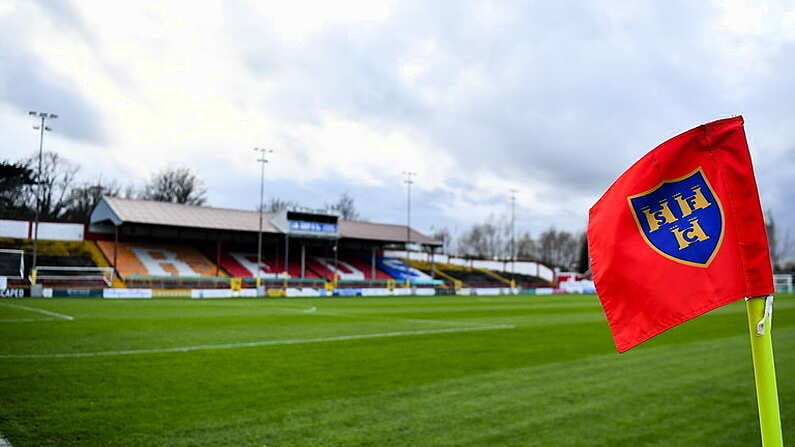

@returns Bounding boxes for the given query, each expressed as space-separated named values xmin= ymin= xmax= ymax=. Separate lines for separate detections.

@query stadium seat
xmin=377 ymin=257 xmax=433 ymax=281
xmin=306 ymin=256 xmax=383 ymax=280
xmin=221 ymin=251 xmax=281 ymax=278
xmin=218 ymin=250 xmax=321 ymax=279
xmin=341 ymin=255 xmax=393 ymax=280
xmin=97 ymin=241 xmax=222 ymax=278
xmin=218 ymin=251 xmax=252 ymax=277
xmin=305 ymin=257 xmax=337 ymax=280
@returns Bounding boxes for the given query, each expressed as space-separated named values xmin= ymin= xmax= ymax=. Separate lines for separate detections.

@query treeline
xmin=437 ymin=210 xmax=793 ymax=273
xmin=0 ymin=151 xmax=362 ymax=224
xmin=0 ymin=151 xmax=206 ymax=223
xmin=431 ymin=216 xmax=588 ymax=273
xmin=766 ymin=212 xmax=793 ymax=272
xmin=436 ymin=209 xmax=794 ymax=273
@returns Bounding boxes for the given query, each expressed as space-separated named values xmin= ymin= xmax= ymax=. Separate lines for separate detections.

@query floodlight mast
xmin=28 ymin=110 xmax=57 ymax=285
xmin=510 ymin=189 xmax=518 ymax=277
xmin=402 ymin=171 xmax=416 ymax=255
xmin=254 ymin=147 xmax=273 ymax=291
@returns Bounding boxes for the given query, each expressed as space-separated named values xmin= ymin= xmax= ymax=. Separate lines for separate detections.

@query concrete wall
xmin=0 ymin=219 xmax=84 ymax=241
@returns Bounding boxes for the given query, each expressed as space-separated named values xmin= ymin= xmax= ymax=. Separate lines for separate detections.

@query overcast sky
xmin=1 ymin=0 xmax=793 ymax=256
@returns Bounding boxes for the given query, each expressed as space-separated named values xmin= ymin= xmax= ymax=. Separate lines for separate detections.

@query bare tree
xmin=122 ymin=184 xmax=138 ymax=199
xmin=516 ymin=231 xmax=537 ymax=259
xmin=263 ymin=197 xmax=299 ymax=212
xmin=537 ymin=227 xmax=580 ymax=270
xmin=500 ymin=214 xmax=512 ymax=257
xmin=326 ymin=192 xmax=360 ymax=220
xmin=0 ymin=161 xmax=34 ymax=189
xmin=142 ymin=167 xmax=206 ymax=205
xmin=457 ymin=215 xmax=505 ymax=258
xmin=63 ymin=178 xmax=122 ymax=222
xmin=457 ymin=223 xmax=486 ymax=257
xmin=564 ymin=231 xmax=583 ymax=271
xmin=14 ymin=152 xmax=80 ymax=220
xmin=766 ymin=210 xmax=792 ymax=271
xmin=0 ymin=161 xmax=36 ymax=219
xmin=430 ymin=226 xmax=453 ymax=254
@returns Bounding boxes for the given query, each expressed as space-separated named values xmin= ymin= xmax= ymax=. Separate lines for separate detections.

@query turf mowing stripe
xmin=0 ymin=324 xmax=515 ymax=359
xmin=0 ymin=302 xmax=74 ymax=320
xmin=303 ymin=306 xmax=497 ymax=328
xmin=0 ymin=318 xmax=59 ymax=323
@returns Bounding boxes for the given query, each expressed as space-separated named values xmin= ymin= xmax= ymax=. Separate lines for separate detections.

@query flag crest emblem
xmin=628 ymin=168 xmax=724 ymax=267
xmin=589 ymin=116 xmax=774 ymax=352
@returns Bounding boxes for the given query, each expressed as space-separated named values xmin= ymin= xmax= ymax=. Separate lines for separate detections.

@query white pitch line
xmin=293 ymin=306 xmax=490 ymax=329
xmin=399 ymin=318 xmax=487 ymax=327
xmin=0 ymin=324 xmax=515 ymax=359
xmin=0 ymin=302 xmax=74 ymax=321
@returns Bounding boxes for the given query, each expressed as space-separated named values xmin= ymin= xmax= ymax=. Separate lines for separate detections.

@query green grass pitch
xmin=0 ymin=293 xmax=793 ymax=446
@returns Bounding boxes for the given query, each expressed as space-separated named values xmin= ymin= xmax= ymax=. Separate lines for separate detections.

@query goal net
xmin=0 ymin=249 xmax=24 ymax=279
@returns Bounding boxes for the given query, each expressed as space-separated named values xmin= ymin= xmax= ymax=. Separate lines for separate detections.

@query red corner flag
xmin=588 ymin=116 xmax=774 ymax=352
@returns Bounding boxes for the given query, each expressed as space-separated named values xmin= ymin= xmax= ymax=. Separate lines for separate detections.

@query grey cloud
xmin=0 ymin=7 xmax=108 ymax=144
xmin=33 ymin=0 xmax=87 ymax=36
xmin=229 ymin=1 xmax=793 ymax=242
xmin=234 ymin=1 xmax=725 ymax=187
xmin=0 ymin=48 xmax=108 ymax=144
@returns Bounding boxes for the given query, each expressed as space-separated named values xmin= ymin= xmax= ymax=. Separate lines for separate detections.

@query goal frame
xmin=0 ymin=248 xmax=24 ymax=279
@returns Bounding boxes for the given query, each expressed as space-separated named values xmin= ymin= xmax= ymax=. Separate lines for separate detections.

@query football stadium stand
xmin=0 ymin=196 xmax=565 ymax=296
xmin=307 ymin=256 xmax=368 ymax=281
xmin=343 ymin=254 xmax=393 ymax=280
xmin=388 ymin=250 xmax=555 ymax=285
xmin=403 ymin=260 xmax=497 ymax=288
xmin=499 ymin=271 xmax=554 ymax=288
xmin=219 ymin=251 xmax=293 ymax=279
xmin=376 ymin=257 xmax=434 ymax=282
xmin=404 ymin=258 xmax=551 ymax=289
xmin=217 ymin=250 xmax=394 ymax=281
xmin=96 ymin=241 xmax=224 ymax=279
xmin=88 ymin=196 xmax=441 ymax=289
xmin=0 ymin=239 xmax=113 ymax=289
xmin=446 ymin=269 xmax=505 ymax=287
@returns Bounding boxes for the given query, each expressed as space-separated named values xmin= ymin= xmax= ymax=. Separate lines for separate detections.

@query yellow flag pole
xmin=745 ymin=296 xmax=783 ymax=447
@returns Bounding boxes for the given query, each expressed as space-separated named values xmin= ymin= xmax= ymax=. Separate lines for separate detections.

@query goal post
xmin=0 ymin=248 xmax=24 ymax=279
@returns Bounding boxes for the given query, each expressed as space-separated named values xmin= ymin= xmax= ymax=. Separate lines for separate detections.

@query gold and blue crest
xmin=627 ymin=168 xmax=724 ymax=267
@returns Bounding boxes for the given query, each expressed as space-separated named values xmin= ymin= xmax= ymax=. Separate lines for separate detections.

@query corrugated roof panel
xmin=101 ymin=197 xmax=278 ymax=233
xmin=339 ymin=220 xmax=437 ymax=244
xmin=95 ymin=197 xmax=439 ymax=245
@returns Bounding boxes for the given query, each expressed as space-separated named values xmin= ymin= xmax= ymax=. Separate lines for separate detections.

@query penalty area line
xmin=0 ymin=324 xmax=515 ymax=359
xmin=0 ymin=302 xmax=74 ymax=321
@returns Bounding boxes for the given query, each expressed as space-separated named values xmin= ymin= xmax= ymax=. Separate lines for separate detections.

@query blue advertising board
xmin=288 ymin=221 xmax=338 ymax=234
